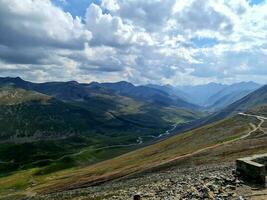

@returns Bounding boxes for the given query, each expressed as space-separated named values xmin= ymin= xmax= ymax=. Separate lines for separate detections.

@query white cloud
xmin=85 ymin=3 xmax=134 ymax=47
xmin=114 ymin=0 xmax=175 ymax=32
xmin=101 ymin=0 xmax=119 ymax=11
xmin=0 ymin=0 xmax=266 ymax=85
xmin=0 ymin=0 xmax=91 ymax=48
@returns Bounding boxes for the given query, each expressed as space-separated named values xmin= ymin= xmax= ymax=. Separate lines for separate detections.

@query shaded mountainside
xmin=0 ymin=77 xmax=199 ymax=110
xmin=206 ymin=82 xmax=261 ymax=111
xmin=177 ymin=83 xmax=227 ymax=106
xmin=0 ymin=85 xmax=203 ymax=174
xmin=209 ymin=84 xmax=267 ymax=121
xmin=89 ymin=81 xmax=200 ymax=110
xmin=3 ymin=104 xmax=267 ymax=198
xmin=0 ymin=80 xmax=266 ymax=198
xmin=145 ymin=84 xmax=191 ymax=103
xmin=173 ymin=84 xmax=267 ymax=134
xmin=158 ymin=81 xmax=260 ymax=109
xmin=0 ymin=77 xmax=104 ymax=101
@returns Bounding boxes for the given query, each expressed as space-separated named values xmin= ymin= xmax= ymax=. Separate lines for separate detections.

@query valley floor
xmin=29 ymin=163 xmax=267 ymax=200
xmin=27 ymin=112 xmax=267 ymax=200
xmin=1 ymin=112 xmax=267 ymax=199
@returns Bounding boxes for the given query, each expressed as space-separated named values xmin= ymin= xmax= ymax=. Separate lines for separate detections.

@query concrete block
xmin=236 ymin=153 xmax=267 ymax=185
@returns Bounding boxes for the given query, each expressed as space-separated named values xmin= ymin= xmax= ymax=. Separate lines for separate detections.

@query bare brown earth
xmin=28 ymin=116 xmax=267 ymax=200
xmin=26 ymin=112 xmax=266 ymax=197
xmin=1 ymin=112 xmax=266 ymax=200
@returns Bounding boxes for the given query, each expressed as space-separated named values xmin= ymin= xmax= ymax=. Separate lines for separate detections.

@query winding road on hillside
xmin=16 ymin=113 xmax=267 ymax=169
xmin=238 ymin=112 xmax=267 ymax=138
xmin=18 ymin=124 xmax=178 ymax=167
xmin=71 ymin=123 xmax=180 ymax=154
xmin=141 ymin=112 xmax=267 ymax=170
xmin=64 ymin=113 xmax=265 ymax=162
xmin=19 ymin=137 xmax=145 ymax=168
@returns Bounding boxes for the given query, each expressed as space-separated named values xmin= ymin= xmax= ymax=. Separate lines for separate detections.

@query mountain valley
xmin=0 ymin=77 xmax=266 ymax=200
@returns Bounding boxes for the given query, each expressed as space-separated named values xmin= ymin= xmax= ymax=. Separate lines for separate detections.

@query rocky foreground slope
xmin=30 ymin=163 xmax=266 ymax=200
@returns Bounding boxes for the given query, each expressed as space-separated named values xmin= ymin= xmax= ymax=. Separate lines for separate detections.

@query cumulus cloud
xmin=85 ymin=3 xmax=134 ymax=47
xmin=110 ymin=0 xmax=175 ymax=32
xmin=101 ymin=0 xmax=119 ymax=12
xmin=0 ymin=0 xmax=266 ymax=85
xmin=0 ymin=0 xmax=91 ymax=49
xmin=0 ymin=0 xmax=93 ymax=81
xmin=175 ymin=0 xmax=234 ymax=34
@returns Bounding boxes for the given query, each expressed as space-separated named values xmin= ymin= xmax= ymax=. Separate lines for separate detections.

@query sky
xmin=0 ymin=0 xmax=266 ymax=85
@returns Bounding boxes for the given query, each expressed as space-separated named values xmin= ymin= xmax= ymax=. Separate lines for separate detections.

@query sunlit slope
xmin=1 ymin=103 xmax=267 ymax=199
xmin=33 ymin=114 xmax=255 ymax=193
xmin=0 ymin=87 xmax=50 ymax=105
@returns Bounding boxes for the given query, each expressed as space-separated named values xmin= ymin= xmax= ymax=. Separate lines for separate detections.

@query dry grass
xmin=0 ymin=113 xmax=263 ymax=198
xmin=32 ymin=115 xmax=254 ymax=193
xmin=0 ymin=87 xmax=50 ymax=105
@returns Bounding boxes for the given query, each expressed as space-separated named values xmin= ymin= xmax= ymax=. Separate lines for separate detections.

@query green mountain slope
xmin=0 ymin=77 xmax=200 ymax=110
xmin=0 ymin=86 xmax=203 ymax=174
xmin=2 ymin=105 xmax=266 ymax=197
xmin=0 ymin=87 xmax=50 ymax=105
xmin=35 ymin=114 xmax=253 ymax=192
xmin=0 ymin=85 xmax=266 ymax=197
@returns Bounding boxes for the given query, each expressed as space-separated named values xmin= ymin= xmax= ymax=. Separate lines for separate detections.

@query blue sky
xmin=52 ymin=0 xmax=267 ymax=17
xmin=52 ymin=0 xmax=100 ymax=17
xmin=0 ymin=0 xmax=266 ymax=85
xmin=190 ymin=38 xmax=219 ymax=48
xmin=249 ymin=0 xmax=265 ymax=5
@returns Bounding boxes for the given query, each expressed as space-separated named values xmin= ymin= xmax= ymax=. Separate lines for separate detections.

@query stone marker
xmin=236 ymin=153 xmax=267 ymax=186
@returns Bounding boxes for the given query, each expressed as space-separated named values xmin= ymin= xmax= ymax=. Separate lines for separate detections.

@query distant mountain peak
xmin=13 ymin=76 xmax=23 ymax=81
xmin=66 ymin=80 xmax=79 ymax=85
xmin=116 ymin=81 xmax=134 ymax=86
xmin=3 ymin=76 xmax=23 ymax=82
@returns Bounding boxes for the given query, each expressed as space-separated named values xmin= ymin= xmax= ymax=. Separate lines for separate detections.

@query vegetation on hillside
xmin=0 ymin=113 xmax=258 ymax=199
xmin=0 ymin=86 xmax=203 ymax=175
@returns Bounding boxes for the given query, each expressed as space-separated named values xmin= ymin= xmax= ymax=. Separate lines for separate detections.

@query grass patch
xmin=0 ymin=113 xmax=260 ymax=197
xmin=31 ymin=114 xmax=254 ymax=193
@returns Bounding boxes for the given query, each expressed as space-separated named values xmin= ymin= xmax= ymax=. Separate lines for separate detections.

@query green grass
xmin=34 ymin=146 xmax=136 ymax=175
xmin=0 ymin=114 xmax=250 ymax=195
xmin=0 ymin=86 xmax=207 ymax=197
xmin=35 ymin=115 xmax=253 ymax=192
xmin=0 ymin=87 xmax=50 ymax=105
xmin=0 ymin=87 xmax=204 ymax=175
xmin=0 ymin=111 xmax=263 ymax=198
xmin=0 ymin=102 xmax=266 ymax=199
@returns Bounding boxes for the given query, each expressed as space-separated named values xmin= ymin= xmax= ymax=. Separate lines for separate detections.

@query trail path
xmin=238 ymin=112 xmax=267 ymax=135
xmin=21 ymin=137 xmax=144 ymax=167
xmin=21 ymin=113 xmax=267 ymax=169
xmin=28 ymin=123 xmax=178 ymax=165
xmin=22 ymin=112 xmax=267 ymax=194
xmin=146 ymin=112 xmax=267 ymax=169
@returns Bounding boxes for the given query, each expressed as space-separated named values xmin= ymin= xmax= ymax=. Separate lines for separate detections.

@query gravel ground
xmin=28 ymin=162 xmax=266 ymax=200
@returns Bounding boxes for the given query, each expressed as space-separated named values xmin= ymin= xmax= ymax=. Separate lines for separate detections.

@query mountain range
xmin=0 ymin=76 xmax=266 ymax=199
xmin=38 ymin=83 xmax=267 ymax=193
xmin=0 ymin=77 xmax=203 ymax=174
xmin=147 ymin=81 xmax=261 ymax=110
xmin=205 ymin=81 xmax=261 ymax=110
